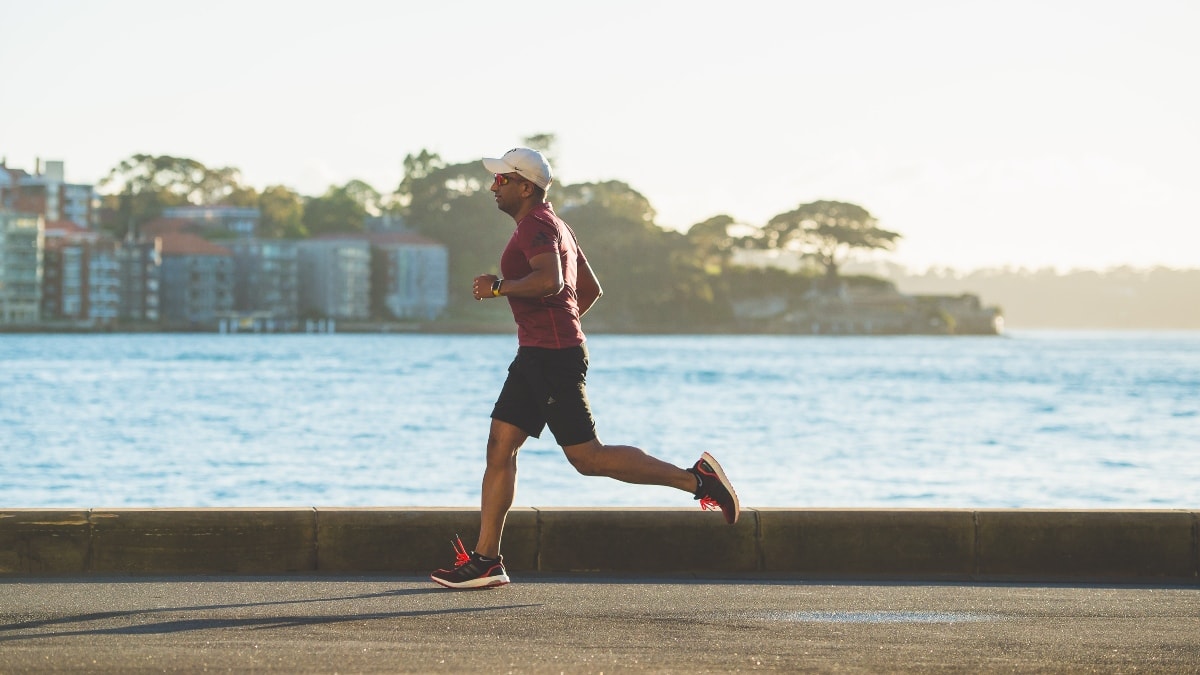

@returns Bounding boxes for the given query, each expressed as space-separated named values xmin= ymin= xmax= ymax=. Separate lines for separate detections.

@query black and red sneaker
xmin=430 ymin=535 xmax=510 ymax=589
xmin=688 ymin=452 xmax=740 ymax=524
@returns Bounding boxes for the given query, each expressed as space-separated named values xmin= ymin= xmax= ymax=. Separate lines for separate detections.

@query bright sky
xmin=3 ymin=0 xmax=1197 ymax=271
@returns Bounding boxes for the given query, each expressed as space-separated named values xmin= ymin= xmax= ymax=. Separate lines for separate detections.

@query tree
xmin=302 ymin=181 xmax=378 ymax=237
xmin=557 ymin=181 xmax=722 ymax=329
xmin=555 ymin=180 xmax=657 ymax=225
xmin=686 ymin=214 xmax=739 ymax=273
xmin=219 ymin=184 xmax=260 ymax=208
xmin=258 ymin=185 xmax=307 ymax=239
xmin=762 ymin=200 xmax=900 ymax=280
xmin=396 ymin=151 xmax=449 ymax=215
xmin=341 ymin=179 xmax=384 ymax=217
xmin=398 ymin=150 xmax=444 ymax=184
xmin=196 ymin=165 xmax=252 ymax=205
xmin=97 ymin=154 xmax=251 ymax=237
xmin=523 ymin=133 xmax=558 ymax=175
xmin=398 ymin=156 xmax=512 ymax=309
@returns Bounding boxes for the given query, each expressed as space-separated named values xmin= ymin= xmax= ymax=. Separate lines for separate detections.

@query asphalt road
xmin=1 ymin=576 xmax=1198 ymax=673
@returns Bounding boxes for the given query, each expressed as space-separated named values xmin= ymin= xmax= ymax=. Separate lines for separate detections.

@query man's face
xmin=490 ymin=172 xmax=528 ymax=216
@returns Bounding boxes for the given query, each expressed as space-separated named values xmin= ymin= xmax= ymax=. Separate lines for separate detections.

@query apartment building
xmin=40 ymin=221 xmax=120 ymax=325
xmin=0 ymin=209 xmax=45 ymax=324
xmin=369 ymin=232 xmax=448 ymax=320
xmin=117 ymin=236 xmax=162 ymax=323
xmin=297 ymin=238 xmax=370 ymax=320
xmin=2 ymin=154 xmax=451 ymax=328
xmin=158 ymin=232 xmax=234 ymax=325
xmin=226 ymin=239 xmax=300 ymax=319
xmin=0 ymin=160 xmax=96 ymax=229
xmin=161 ymin=205 xmax=260 ymax=238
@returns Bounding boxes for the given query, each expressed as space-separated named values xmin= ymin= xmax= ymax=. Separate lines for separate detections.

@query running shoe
xmin=688 ymin=451 xmax=740 ymax=524
xmin=430 ymin=535 xmax=510 ymax=589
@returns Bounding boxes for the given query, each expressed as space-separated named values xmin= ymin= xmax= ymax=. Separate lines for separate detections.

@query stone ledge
xmin=1 ymin=508 xmax=1196 ymax=584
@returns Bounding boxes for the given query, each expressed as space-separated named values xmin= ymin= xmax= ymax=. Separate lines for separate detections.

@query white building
xmin=297 ymin=238 xmax=370 ymax=320
xmin=369 ymin=232 xmax=448 ymax=320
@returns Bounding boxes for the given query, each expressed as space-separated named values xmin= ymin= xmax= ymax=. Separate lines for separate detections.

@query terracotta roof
xmin=158 ymin=232 xmax=232 ymax=257
xmin=43 ymin=220 xmax=113 ymax=248
xmin=1 ymin=167 xmax=30 ymax=183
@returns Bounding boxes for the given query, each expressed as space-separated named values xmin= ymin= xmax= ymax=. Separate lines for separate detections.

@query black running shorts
xmin=491 ymin=345 xmax=597 ymax=447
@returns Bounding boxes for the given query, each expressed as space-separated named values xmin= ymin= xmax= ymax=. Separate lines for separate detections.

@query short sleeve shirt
xmin=500 ymin=202 xmax=587 ymax=349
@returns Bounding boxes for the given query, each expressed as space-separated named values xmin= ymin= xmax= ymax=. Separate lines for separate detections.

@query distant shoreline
xmin=3 ymin=323 xmax=1196 ymax=336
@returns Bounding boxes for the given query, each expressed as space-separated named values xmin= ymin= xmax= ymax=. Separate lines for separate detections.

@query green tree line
xmin=97 ymin=137 xmax=900 ymax=330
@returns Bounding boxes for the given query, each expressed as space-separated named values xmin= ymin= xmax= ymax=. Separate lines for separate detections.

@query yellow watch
xmin=491 ymin=279 xmax=503 ymax=297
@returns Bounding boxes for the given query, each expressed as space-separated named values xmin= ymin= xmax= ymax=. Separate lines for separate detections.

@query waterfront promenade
xmin=2 ymin=507 xmax=1199 ymax=671
xmin=2 ymin=576 xmax=1199 ymax=672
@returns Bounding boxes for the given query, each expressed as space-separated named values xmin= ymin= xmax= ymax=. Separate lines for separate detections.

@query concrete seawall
xmin=2 ymin=508 xmax=1198 ymax=584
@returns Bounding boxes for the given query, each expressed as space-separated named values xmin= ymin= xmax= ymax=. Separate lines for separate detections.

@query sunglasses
xmin=493 ymin=173 xmax=524 ymax=186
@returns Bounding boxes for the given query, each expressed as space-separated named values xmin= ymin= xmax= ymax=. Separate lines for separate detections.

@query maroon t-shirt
xmin=500 ymin=202 xmax=587 ymax=349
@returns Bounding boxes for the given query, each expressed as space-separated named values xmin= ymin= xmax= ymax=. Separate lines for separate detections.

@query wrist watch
xmin=491 ymin=279 xmax=503 ymax=297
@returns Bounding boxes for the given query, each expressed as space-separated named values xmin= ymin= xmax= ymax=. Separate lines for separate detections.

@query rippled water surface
xmin=2 ymin=331 xmax=1197 ymax=508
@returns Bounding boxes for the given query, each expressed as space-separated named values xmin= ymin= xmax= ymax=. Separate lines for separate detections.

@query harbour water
xmin=1 ymin=331 xmax=1197 ymax=509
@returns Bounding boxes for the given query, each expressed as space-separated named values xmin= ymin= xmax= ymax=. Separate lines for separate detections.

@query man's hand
xmin=473 ymin=274 xmax=499 ymax=301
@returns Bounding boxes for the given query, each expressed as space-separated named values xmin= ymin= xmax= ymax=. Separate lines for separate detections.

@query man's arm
xmin=474 ymin=251 xmax=563 ymax=301
xmin=576 ymin=255 xmax=603 ymax=317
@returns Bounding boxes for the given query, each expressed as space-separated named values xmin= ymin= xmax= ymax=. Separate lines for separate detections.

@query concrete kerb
xmin=975 ymin=509 xmax=1198 ymax=582
xmin=0 ymin=509 xmax=90 ymax=575
xmin=1 ymin=508 xmax=1197 ymax=584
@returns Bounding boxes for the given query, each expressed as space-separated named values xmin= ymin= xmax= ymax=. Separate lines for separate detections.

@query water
xmin=1 ymin=332 xmax=1197 ymax=509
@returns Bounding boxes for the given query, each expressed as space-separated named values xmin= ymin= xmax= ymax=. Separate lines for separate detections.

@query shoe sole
xmin=429 ymin=573 xmax=511 ymax=589
xmin=701 ymin=451 xmax=740 ymax=525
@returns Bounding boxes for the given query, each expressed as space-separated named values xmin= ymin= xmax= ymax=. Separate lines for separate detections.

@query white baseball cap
xmin=482 ymin=147 xmax=553 ymax=190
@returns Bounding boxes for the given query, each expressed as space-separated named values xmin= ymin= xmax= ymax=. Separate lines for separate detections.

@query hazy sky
xmin=3 ymin=0 xmax=1197 ymax=271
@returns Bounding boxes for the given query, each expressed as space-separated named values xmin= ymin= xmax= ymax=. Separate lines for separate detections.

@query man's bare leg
xmin=561 ymin=438 xmax=698 ymax=492
xmin=475 ymin=418 xmax=527 ymax=558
